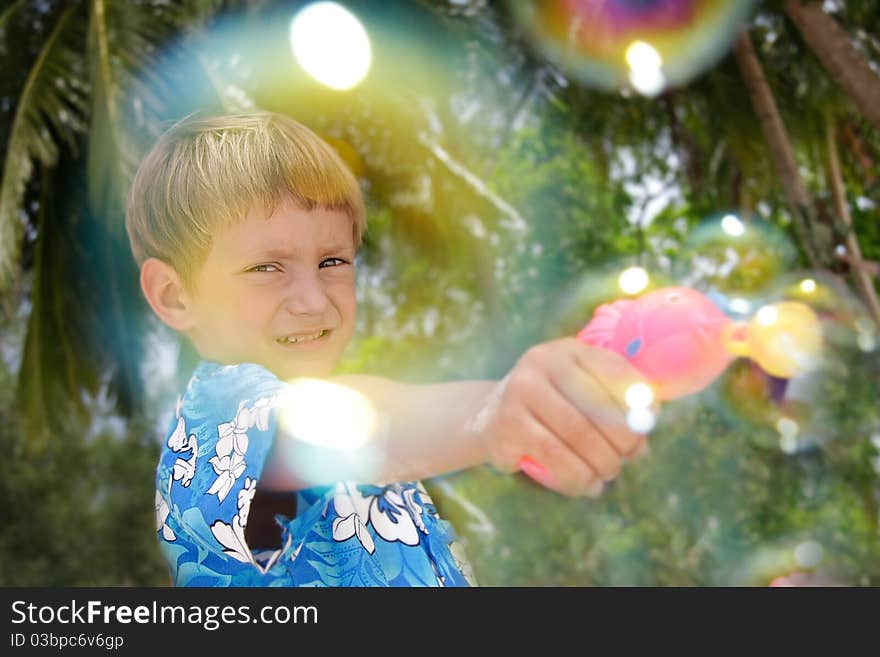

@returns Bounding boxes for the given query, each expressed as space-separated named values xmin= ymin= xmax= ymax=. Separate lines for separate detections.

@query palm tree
xmin=0 ymin=0 xmax=231 ymax=443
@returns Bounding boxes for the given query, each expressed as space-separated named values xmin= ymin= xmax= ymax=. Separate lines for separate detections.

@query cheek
xmin=328 ymin=276 xmax=357 ymax=320
xmin=336 ymin=299 xmax=357 ymax=336
xmin=209 ymin=287 xmax=273 ymax=328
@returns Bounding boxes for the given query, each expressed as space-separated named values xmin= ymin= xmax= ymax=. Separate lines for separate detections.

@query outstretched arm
xmin=258 ymin=375 xmax=495 ymax=491
xmin=259 ymin=339 xmax=653 ymax=497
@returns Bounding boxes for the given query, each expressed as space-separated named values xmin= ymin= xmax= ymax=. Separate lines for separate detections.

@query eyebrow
xmin=244 ymin=243 xmax=355 ymax=262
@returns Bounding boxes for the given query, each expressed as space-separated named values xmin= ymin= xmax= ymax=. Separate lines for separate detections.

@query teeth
xmin=280 ymin=330 xmax=325 ymax=344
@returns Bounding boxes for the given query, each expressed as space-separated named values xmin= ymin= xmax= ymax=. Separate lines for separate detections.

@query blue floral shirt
xmin=154 ymin=361 xmax=475 ymax=587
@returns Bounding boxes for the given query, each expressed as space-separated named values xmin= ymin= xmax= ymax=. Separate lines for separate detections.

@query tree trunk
xmin=825 ymin=116 xmax=880 ymax=327
xmin=785 ymin=0 xmax=880 ymax=133
xmin=840 ymin=121 xmax=877 ymax=188
xmin=733 ymin=30 xmax=824 ymax=269
xmin=664 ymin=93 xmax=703 ymax=196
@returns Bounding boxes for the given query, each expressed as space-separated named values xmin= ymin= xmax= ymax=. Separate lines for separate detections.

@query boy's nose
xmin=283 ymin=274 xmax=329 ymax=317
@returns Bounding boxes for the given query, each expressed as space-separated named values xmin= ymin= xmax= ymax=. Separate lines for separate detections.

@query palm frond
xmin=0 ymin=4 xmax=88 ymax=292
xmin=0 ymin=0 xmax=26 ymax=30
xmin=85 ymin=0 xmax=237 ymax=232
xmin=83 ymin=0 xmax=222 ymax=414
xmin=17 ymin=160 xmax=95 ymax=450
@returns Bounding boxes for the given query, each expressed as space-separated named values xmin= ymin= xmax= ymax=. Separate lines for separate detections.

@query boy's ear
xmin=139 ymin=258 xmax=196 ymax=331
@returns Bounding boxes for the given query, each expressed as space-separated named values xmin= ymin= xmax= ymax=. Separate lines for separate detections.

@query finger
xmin=517 ymin=411 xmax=603 ymax=498
xmin=570 ymin=340 xmax=663 ymax=440
xmin=546 ymin=352 xmax=646 ymax=458
xmin=569 ymin=340 xmax=654 ymax=412
xmin=622 ymin=435 xmax=649 ymax=460
xmin=529 ymin=378 xmax=625 ymax=482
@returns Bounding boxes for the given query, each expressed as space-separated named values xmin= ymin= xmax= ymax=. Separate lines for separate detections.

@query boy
xmin=127 ymin=112 xmax=651 ymax=587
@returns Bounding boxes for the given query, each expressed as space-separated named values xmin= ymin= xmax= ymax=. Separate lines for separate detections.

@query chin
xmin=272 ymin=360 xmax=335 ymax=382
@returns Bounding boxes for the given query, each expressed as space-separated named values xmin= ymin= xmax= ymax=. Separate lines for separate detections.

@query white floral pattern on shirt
xmin=332 ymin=482 xmax=427 ymax=553
xmin=167 ymin=416 xmax=197 ymax=488
xmin=206 ymin=398 xmax=272 ymax=502
xmin=205 ymin=396 xmax=279 ymax=568
xmin=155 ymin=488 xmax=176 ymax=541
xmin=210 ymin=476 xmax=257 ymax=564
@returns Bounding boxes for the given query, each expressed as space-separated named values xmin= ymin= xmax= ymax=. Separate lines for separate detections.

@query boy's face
xmin=184 ymin=197 xmax=357 ymax=380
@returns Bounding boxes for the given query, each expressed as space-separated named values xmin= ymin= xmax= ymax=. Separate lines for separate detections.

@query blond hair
xmin=125 ymin=111 xmax=366 ymax=288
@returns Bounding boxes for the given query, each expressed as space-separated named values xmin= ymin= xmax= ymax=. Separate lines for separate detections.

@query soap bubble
xmin=714 ymin=271 xmax=880 ymax=454
xmin=508 ymin=0 xmax=757 ymax=95
xmin=673 ymin=213 xmax=799 ymax=308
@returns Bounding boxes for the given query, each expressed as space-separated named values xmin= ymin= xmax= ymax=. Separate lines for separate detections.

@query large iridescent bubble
xmin=508 ymin=0 xmax=757 ymax=95
xmin=672 ymin=212 xmax=799 ymax=319
xmin=714 ymin=271 xmax=879 ymax=454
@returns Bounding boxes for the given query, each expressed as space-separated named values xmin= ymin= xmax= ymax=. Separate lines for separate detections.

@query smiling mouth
xmin=276 ymin=329 xmax=330 ymax=345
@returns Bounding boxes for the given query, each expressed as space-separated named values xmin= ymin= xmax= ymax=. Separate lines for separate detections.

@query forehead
xmin=213 ymin=200 xmax=355 ymax=260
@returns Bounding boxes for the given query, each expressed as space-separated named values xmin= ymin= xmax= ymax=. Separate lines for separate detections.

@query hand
xmin=467 ymin=338 xmax=655 ymax=498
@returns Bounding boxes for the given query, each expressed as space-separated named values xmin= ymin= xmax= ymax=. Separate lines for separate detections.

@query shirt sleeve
xmin=155 ymin=362 xmax=289 ymax=583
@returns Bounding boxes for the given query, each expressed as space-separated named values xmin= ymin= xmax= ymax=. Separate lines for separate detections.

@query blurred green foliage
xmin=1 ymin=0 xmax=879 ymax=586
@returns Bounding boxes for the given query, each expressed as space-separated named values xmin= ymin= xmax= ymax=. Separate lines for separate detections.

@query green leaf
xmin=0 ymin=4 xmax=87 ymax=291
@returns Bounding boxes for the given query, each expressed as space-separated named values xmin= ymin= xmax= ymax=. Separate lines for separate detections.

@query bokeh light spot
xmin=626 ymin=40 xmax=663 ymax=71
xmin=779 ymin=433 xmax=798 ymax=454
xmin=756 ymin=305 xmax=779 ymax=327
xmin=626 ymin=40 xmax=666 ymax=96
xmin=794 ymin=541 xmax=824 ymax=569
xmin=618 ymin=266 xmax=649 ymax=295
xmin=626 ymin=407 xmax=656 ymax=433
xmin=799 ymin=278 xmax=817 ymax=294
xmin=776 ymin=416 xmax=799 ymax=440
xmin=629 ymin=66 xmax=667 ymax=96
xmin=290 ymin=2 xmax=372 ymax=90
xmin=277 ymin=378 xmax=380 ymax=450
xmin=729 ymin=297 xmax=752 ymax=315
xmin=858 ymin=331 xmax=876 ymax=353
xmin=721 ymin=213 xmax=745 ymax=237
xmin=625 ymin=382 xmax=655 ymax=409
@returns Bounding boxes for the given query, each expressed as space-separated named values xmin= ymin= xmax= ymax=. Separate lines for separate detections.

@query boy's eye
xmin=319 ymin=257 xmax=348 ymax=268
xmin=249 ymin=264 xmax=279 ymax=273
